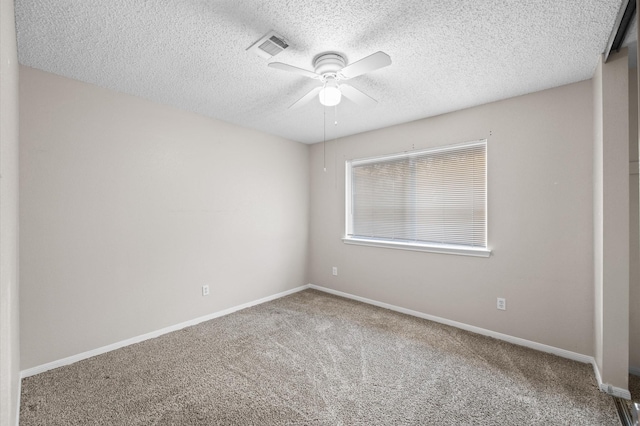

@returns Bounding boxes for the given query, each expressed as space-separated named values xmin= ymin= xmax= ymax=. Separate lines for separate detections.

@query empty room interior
xmin=2 ymin=0 xmax=640 ymax=424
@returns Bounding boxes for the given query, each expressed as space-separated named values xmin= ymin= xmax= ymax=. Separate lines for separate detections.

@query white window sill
xmin=342 ymin=237 xmax=491 ymax=258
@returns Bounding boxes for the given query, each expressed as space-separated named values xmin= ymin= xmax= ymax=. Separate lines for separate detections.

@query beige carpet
xmin=632 ymin=374 xmax=640 ymax=398
xmin=20 ymin=289 xmax=619 ymax=425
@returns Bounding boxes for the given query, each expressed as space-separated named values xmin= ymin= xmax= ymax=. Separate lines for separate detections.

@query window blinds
xmin=348 ymin=140 xmax=487 ymax=248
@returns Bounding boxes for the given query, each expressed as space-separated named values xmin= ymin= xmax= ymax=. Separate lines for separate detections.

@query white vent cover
xmin=246 ymin=30 xmax=289 ymax=59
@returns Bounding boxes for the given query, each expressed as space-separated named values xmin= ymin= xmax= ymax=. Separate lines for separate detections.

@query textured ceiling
xmin=15 ymin=0 xmax=623 ymax=144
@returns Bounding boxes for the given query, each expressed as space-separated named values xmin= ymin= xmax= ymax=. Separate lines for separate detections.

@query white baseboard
xmin=309 ymin=284 xmax=637 ymax=400
xmin=21 ymin=282 xmax=635 ymax=402
xmin=592 ymin=361 xmax=632 ymax=400
xmin=21 ymin=284 xmax=310 ymax=378
xmin=308 ymin=284 xmax=593 ymax=364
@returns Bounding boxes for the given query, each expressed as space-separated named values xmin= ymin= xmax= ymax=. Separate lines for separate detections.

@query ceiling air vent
xmin=247 ymin=31 xmax=289 ymax=59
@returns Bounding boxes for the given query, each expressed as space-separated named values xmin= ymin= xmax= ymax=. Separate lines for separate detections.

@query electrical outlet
xmin=497 ymin=297 xmax=506 ymax=310
xmin=202 ymin=285 xmax=210 ymax=296
xmin=332 ymin=267 xmax=338 ymax=276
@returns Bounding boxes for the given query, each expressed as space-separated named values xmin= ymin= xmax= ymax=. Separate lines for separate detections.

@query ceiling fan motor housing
xmin=314 ymin=53 xmax=346 ymax=79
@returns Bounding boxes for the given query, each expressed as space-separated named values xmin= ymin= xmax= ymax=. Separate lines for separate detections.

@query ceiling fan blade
xmin=340 ymin=84 xmax=378 ymax=107
xmin=268 ymin=62 xmax=320 ymax=79
xmin=289 ymin=86 xmax=322 ymax=109
xmin=339 ymin=51 xmax=391 ymax=79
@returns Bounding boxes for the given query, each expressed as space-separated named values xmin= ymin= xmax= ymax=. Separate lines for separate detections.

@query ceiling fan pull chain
xmin=335 ymin=104 xmax=339 ymax=189
xmin=323 ymin=105 xmax=327 ymax=172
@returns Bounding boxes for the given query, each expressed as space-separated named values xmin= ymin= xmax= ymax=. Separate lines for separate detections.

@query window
xmin=344 ymin=140 xmax=490 ymax=257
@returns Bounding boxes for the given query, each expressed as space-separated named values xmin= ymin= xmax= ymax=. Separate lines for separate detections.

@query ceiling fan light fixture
xmin=269 ymin=51 xmax=391 ymax=109
xmin=319 ymin=81 xmax=341 ymax=106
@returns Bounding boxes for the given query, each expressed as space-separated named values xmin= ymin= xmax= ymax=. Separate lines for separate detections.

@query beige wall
xmin=309 ymin=80 xmax=595 ymax=356
xmin=0 ymin=0 xmax=21 ymax=424
xmin=594 ymin=57 xmax=605 ymax=372
xmin=633 ymin=63 xmax=640 ymax=373
xmin=593 ymin=50 xmax=630 ymax=390
xmin=19 ymin=67 xmax=310 ymax=370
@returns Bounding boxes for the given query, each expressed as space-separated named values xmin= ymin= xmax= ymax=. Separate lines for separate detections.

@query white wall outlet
xmin=332 ymin=267 xmax=338 ymax=276
xmin=202 ymin=285 xmax=210 ymax=296
xmin=497 ymin=297 xmax=506 ymax=310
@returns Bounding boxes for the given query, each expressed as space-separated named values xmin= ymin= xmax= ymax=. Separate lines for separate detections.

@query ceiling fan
xmin=268 ymin=51 xmax=391 ymax=109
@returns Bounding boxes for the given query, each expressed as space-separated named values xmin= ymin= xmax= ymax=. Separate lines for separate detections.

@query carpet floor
xmin=20 ymin=289 xmax=620 ymax=425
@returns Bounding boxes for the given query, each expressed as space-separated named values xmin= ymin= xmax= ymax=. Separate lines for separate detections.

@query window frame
xmin=343 ymin=140 xmax=491 ymax=258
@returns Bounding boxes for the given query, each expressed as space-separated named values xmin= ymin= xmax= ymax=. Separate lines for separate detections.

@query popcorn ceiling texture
xmin=15 ymin=0 xmax=622 ymax=144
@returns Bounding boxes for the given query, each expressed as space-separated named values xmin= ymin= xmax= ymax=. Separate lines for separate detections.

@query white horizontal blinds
xmin=350 ymin=141 xmax=486 ymax=248
xmin=352 ymin=157 xmax=412 ymax=239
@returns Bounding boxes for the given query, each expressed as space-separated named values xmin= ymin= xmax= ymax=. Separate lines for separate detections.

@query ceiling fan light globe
xmin=319 ymin=86 xmax=341 ymax=106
